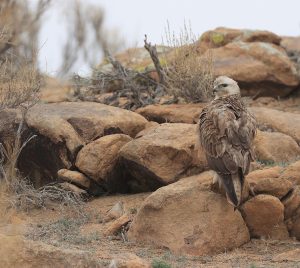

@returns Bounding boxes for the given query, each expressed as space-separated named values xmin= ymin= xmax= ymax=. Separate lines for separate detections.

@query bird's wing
xmin=199 ymin=101 xmax=256 ymax=176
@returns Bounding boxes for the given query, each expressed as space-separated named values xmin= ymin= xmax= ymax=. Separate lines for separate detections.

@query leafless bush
xmin=163 ymin=23 xmax=214 ymax=102
xmin=0 ymin=0 xmax=51 ymax=64
xmin=59 ymin=0 xmax=125 ymax=76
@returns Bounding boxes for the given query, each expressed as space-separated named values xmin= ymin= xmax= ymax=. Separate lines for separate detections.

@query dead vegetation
xmin=70 ymin=23 xmax=214 ymax=109
xmin=163 ymin=22 xmax=214 ymax=103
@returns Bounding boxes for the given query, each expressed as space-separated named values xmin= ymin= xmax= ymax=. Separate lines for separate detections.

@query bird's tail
xmin=220 ymin=169 xmax=244 ymax=208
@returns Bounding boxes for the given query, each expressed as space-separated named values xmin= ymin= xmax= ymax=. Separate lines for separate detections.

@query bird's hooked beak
xmin=212 ymin=85 xmax=218 ymax=95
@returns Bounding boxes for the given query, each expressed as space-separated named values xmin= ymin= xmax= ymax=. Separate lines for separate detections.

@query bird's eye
xmin=221 ymin=84 xmax=228 ymax=87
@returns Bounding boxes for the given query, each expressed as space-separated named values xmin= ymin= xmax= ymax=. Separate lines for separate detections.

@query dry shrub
xmin=163 ymin=23 xmax=214 ymax=103
xmin=0 ymin=59 xmax=40 ymax=110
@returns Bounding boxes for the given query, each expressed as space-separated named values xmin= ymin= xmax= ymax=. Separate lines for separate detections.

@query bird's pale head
xmin=213 ymin=76 xmax=240 ymax=99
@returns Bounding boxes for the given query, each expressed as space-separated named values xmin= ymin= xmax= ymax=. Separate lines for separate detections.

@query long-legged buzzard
xmin=198 ymin=76 xmax=257 ymax=208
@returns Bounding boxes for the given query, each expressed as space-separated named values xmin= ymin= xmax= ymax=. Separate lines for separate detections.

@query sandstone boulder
xmin=240 ymin=194 xmax=288 ymax=239
xmin=247 ymin=176 xmax=293 ymax=199
xmin=289 ymin=211 xmax=300 ymax=240
xmin=76 ymin=134 xmax=132 ymax=192
xmin=204 ymin=41 xmax=299 ymax=97
xmin=280 ymin=160 xmax=300 ymax=185
xmin=250 ymin=107 xmax=300 ymax=143
xmin=57 ymin=169 xmax=103 ymax=196
xmin=246 ymin=166 xmax=283 ymax=181
xmin=20 ymin=102 xmax=147 ymax=185
xmin=128 ymin=172 xmax=250 ymax=256
xmin=254 ymin=130 xmax=300 ymax=163
xmin=281 ymin=36 xmax=300 ymax=53
xmin=282 ymin=186 xmax=300 ymax=219
xmin=198 ymin=27 xmax=281 ymax=51
xmin=119 ymin=123 xmax=207 ymax=192
xmin=136 ymin=103 xmax=205 ymax=124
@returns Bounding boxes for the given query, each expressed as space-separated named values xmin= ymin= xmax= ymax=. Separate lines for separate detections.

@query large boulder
xmin=250 ymin=107 xmax=300 ymax=143
xmin=136 ymin=103 xmax=205 ymax=124
xmin=280 ymin=160 xmax=300 ymax=185
xmin=75 ymin=134 xmax=132 ymax=192
xmin=119 ymin=123 xmax=207 ymax=192
xmin=203 ymin=41 xmax=299 ymax=97
xmin=254 ymin=130 xmax=300 ymax=163
xmin=198 ymin=27 xmax=281 ymax=51
xmin=240 ymin=194 xmax=288 ymax=239
xmin=20 ymin=102 xmax=147 ymax=186
xmin=128 ymin=172 xmax=250 ymax=256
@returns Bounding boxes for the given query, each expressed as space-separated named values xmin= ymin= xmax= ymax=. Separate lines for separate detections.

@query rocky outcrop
xmin=128 ymin=172 xmax=250 ymax=256
xmin=18 ymin=102 xmax=147 ymax=185
xmin=254 ymin=130 xmax=300 ymax=163
xmin=75 ymin=134 xmax=132 ymax=192
xmin=119 ymin=123 xmax=207 ymax=192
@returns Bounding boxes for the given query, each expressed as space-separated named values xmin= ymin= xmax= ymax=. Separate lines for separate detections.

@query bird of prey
xmin=198 ymin=76 xmax=257 ymax=208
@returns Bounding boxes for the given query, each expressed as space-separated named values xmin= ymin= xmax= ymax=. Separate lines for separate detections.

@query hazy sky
xmin=38 ymin=0 xmax=300 ymax=76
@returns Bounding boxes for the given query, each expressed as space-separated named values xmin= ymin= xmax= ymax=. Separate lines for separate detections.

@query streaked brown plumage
xmin=198 ymin=76 xmax=256 ymax=207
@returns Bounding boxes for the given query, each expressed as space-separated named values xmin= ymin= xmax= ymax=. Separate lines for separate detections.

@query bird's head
xmin=213 ymin=76 xmax=240 ymax=99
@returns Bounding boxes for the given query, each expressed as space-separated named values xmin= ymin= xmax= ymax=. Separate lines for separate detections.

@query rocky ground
xmin=2 ymin=27 xmax=300 ymax=267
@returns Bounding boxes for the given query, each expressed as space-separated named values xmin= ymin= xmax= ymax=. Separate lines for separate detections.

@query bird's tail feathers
xmin=220 ymin=170 xmax=244 ymax=208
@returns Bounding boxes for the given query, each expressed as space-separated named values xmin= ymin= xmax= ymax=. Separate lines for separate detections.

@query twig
xmin=144 ymin=34 xmax=166 ymax=85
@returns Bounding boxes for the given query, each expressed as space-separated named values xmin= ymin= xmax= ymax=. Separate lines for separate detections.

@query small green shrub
xmin=151 ymin=258 xmax=172 ymax=268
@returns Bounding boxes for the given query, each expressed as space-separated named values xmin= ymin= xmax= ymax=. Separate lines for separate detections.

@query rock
xmin=57 ymin=169 xmax=90 ymax=189
xmin=247 ymin=176 xmax=293 ymax=199
xmin=198 ymin=27 xmax=281 ymax=51
xmin=273 ymin=249 xmax=300 ymax=262
xmin=289 ymin=211 xmax=300 ymax=240
xmin=119 ymin=123 xmax=207 ymax=192
xmin=203 ymin=41 xmax=299 ymax=97
xmin=136 ymin=103 xmax=206 ymax=124
xmin=57 ymin=169 xmax=103 ymax=196
xmin=59 ymin=182 xmax=87 ymax=197
xmin=109 ymin=253 xmax=150 ymax=268
xmin=281 ymin=36 xmax=300 ymax=53
xmin=254 ymin=130 xmax=300 ymax=163
xmin=75 ymin=134 xmax=132 ymax=192
xmin=128 ymin=171 xmax=250 ymax=256
xmin=240 ymin=194 xmax=288 ymax=239
xmin=104 ymin=214 xmax=131 ymax=236
xmin=250 ymin=107 xmax=300 ymax=143
xmin=280 ymin=160 xmax=300 ymax=185
xmin=282 ymin=186 xmax=300 ymax=219
xmin=246 ymin=166 xmax=283 ymax=181
xmin=0 ymin=234 xmax=100 ymax=268
xmin=21 ymin=102 xmax=147 ymax=185
xmin=104 ymin=201 xmax=125 ymax=222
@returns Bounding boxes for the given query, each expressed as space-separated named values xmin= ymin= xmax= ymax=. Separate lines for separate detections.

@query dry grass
xmin=163 ymin=22 xmax=214 ymax=103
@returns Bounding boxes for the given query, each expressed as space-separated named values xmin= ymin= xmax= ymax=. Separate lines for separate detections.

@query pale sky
xmin=38 ymin=0 xmax=300 ymax=77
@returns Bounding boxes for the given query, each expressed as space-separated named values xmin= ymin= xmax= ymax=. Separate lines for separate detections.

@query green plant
xmin=152 ymin=258 xmax=172 ymax=268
